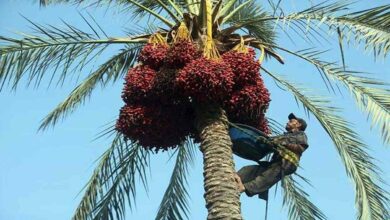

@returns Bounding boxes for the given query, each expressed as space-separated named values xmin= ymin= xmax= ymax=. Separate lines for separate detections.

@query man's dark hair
xmin=288 ymin=113 xmax=307 ymax=131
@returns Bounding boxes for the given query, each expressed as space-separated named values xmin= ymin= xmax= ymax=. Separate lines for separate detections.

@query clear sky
xmin=0 ymin=1 xmax=389 ymax=220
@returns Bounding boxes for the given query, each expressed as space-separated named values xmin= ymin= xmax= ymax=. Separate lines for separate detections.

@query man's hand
xmin=234 ymin=173 xmax=245 ymax=193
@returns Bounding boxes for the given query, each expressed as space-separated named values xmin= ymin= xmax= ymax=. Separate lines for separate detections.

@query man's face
xmin=286 ymin=119 xmax=301 ymax=131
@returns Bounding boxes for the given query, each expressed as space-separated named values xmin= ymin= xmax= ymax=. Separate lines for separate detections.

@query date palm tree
xmin=1 ymin=0 xmax=389 ymax=219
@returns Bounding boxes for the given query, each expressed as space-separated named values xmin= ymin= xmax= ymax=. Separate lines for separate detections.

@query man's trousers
xmin=237 ymin=159 xmax=297 ymax=200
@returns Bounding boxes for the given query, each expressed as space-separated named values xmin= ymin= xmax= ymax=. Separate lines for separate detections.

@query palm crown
xmin=1 ymin=0 xmax=389 ymax=219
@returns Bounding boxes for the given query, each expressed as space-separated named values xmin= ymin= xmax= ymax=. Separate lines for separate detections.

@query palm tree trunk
xmin=195 ymin=104 xmax=242 ymax=220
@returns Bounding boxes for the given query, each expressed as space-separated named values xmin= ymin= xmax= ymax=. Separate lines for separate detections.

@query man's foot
xmin=234 ymin=173 xmax=241 ymax=183
xmin=234 ymin=173 xmax=245 ymax=193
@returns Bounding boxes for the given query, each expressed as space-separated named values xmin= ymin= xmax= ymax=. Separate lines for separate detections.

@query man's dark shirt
xmin=269 ymin=130 xmax=309 ymax=160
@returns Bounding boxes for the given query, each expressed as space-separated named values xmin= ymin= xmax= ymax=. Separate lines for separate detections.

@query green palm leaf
xmin=262 ymin=68 xmax=390 ymax=220
xmin=269 ymin=2 xmax=390 ymax=57
xmin=125 ymin=0 xmax=176 ymax=27
xmin=222 ymin=2 xmax=276 ymax=47
xmin=73 ymin=133 xmax=150 ymax=220
xmin=217 ymin=0 xmax=239 ymax=19
xmin=267 ymin=117 xmax=285 ymax=135
xmin=263 ymin=45 xmax=390 ymax=146
xmin=0 ymin=18 xmax=148 ymax=90
xmin=283 ymin=176 xmax=327 ymax=220
xmin=40 ymin=0 xmax=184 ymax=24
xmin=185 ymin=0 xmax=199 ymax=14
xmin=38 ymin=46 xmax=141 ymax=130
xmin=334 ymin=72 xmax=390 ymax=146
xmin=155 ymin=138 xmax=197 ymax=220
xmin=126 ymin=0 xmax=185 ymax=19
xmin=220 ymin=0 xmax=252 ymax=25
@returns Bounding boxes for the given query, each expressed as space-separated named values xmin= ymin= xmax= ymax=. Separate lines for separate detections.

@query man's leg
xmin=236 ymin=162 xmax=271 ymax=196
xmin=240 ymin=161 xmax=285 ymax=197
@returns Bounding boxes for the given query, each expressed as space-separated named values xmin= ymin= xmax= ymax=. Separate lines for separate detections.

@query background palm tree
xmin=0 ymin=0 xmax=389 ymax=219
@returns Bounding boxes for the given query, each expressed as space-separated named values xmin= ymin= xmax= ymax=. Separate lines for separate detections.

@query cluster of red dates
xmin=116 ymin=35 xmax=270 ymax=151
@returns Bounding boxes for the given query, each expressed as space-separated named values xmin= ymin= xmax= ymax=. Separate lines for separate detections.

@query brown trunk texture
xmin=195 ymin=104 xmax=242 ymax=220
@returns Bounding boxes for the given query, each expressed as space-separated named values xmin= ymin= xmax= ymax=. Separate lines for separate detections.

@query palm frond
xmin=269 ymin=2 xmax=390 ymax=57
xmin=39 ymin=0 xmax=48 ymax=6
xmin=128 ymin=0 xmax=184 ymax=20
xmin=0 ymin=18 xmax=148 ymax=91
xmin=41 ymin=0 xmax=177 ymax=27
xmin=72 ymin=131 xmax=120 ymax=220
xmin=73 ymin=133 xmax=150 ymax=220
xmin=37 ymin=0 xmax=112 ymax=8
xmin=222 ymin=2 xmax=276 ymax=46
xmin=185 ymin=0 xmax=200 ymax=15
xmin=124 ymin=0 xmax=176 ymax=27
xmin=220 ymin=0 xmax=252 ymax=25
xmin=267 ymin=117 xmax=285 ymax=135
xmin=262 ymin=68 xmax=390 ymax=220
xmin=155 ymin=0 xmax=183 ymax=22
xmin=266 ymin=0 xmax=284 ymax=16
xmin=282 ymin=176 xmax=327 ymax=220
xmin=341 ymin=74 xmax=390 ymax=145
xmin=265 ymin=45 xmax=390 ymax=146
xmin=155 ymin=138 xmax=197 ymax=220
xmin=337 ymin=27 xmax=346 ymax=70
xmin=217 ymin=0 xmax=238 ymax=19
xmin=39 ymin=0 xmax=72 ymax=6
xmin=38 ymin=46 xmax=141 ymax=131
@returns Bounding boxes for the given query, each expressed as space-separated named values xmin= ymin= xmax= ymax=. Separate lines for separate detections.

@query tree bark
xmin=195 ymin=104 xmax=242 ymax=220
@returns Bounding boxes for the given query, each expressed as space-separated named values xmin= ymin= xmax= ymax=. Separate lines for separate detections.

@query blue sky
xmin=0 ymin=1 xmax=389 ymax=220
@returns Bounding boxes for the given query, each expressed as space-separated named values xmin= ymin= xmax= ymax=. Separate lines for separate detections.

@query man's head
xmin=286 ymin=113 xmax=307 ymax=132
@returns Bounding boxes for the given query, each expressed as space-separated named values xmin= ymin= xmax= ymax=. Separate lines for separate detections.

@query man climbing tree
xmin=235 ymin=113 xmax=308 ymax=200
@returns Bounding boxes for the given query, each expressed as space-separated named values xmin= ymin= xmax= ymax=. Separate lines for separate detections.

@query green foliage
xmin=223 ymin=1 xmax=276 ymax=46
xmin=155 ymin=139 xmax=197 ymax=220
xmin=39 ymin=46 xmax=141 ymax=130
xmin=0 ymin=16 xmax=146 ymax=91
xmin=220 ymin=0 xmax=252 ymax=25
xmin=282 ymin=176 xmax=327 ymax=220
xmin=73 ymin=133 xmax=150 ymax=220
xmin=127 ymin=0 xmax=185 ymax=18
xmin=269 ymin=2 xmax=390 ymax=58
xmin=72 ymin=133 xmax=196 ymax=220
xmin=267 ymin=45 xmax=390 ymax=146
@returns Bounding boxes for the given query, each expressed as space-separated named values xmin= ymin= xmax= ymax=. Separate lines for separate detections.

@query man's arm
xmin=270 ymin=133 xmax=308 ymax=155
xmin=284 ymin=143 xmax=307 ymax=155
